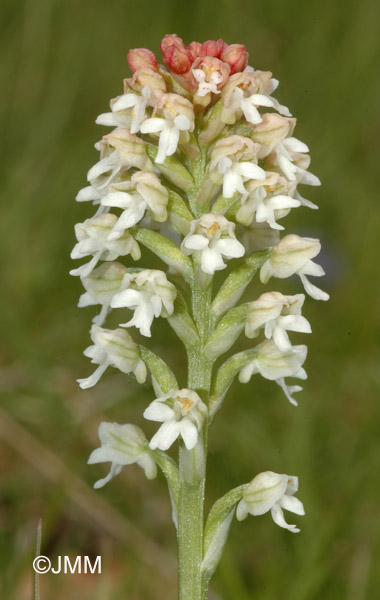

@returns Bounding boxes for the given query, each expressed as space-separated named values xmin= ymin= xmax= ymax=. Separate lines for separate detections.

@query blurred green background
xmin=1 ymin=0 xmax=379 ymax=598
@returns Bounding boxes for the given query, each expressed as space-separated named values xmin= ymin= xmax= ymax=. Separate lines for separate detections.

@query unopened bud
xmin=127 ymin=48 xmax=158 ymax=73
xmin=188 ymin=41 xmax=202 ymax=60
xmin=161 ymin=34 xmax=192 ymax=74
xmin=221 ymin=43 xmax=249 ymax=74
xmin=200 ymin=39 xmax=228 ymax=58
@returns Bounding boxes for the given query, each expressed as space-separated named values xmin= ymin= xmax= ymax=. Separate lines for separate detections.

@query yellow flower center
xmin=205 ymin=222 xmax=220 ymax=236
xmin=181 ymin=397 xmax=195 ymax=413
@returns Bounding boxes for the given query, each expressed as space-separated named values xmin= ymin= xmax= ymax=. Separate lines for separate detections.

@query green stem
xmin=177 ymin=282 xmax=213 ymax=600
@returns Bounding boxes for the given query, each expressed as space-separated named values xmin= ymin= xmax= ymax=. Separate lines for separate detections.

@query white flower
xmin=78 ymin=262 xmax=128 ymax=326
xmin=236 ymin=471 xmax=305 ymax=533
xmin=182 ymin=214 xmax=245 ymax=275
xmin=76 ymin=151 xmax=122 ymax=211
xmin=192 ymin=68 xmax=223 ymax=96
xmin=144 ymin=389 xmax=207 ymax=451
xmin=273 ymin=137 xmax=321 ymax=186
xmin=260 ymin=234 xmax=329 ymax=301
xmin=70 ymin=213 xmax=140 ymax=278
xmin=209 ymin=136 xmax=265 ymax=198
xmin=238 ymin=185 xmax=301 ymax=230
xmin=101 ymin=191 xmax=146 ymax=238
xmin=217 ymin=155 xmax=265 ymax=199
xmin=88 ymin=422 xmax=157 ymax=488
xmin=239 ymin=339 xmax=307 ymax=405
xmin=77 ymin=325 xmax=147 ymax=389
xmin=233 ymin=86 xmax=291 ymax=125
xmin=101 ymin=171 xmax=169 ymax=239
xmin=140 ymin=112 xmax=191 ymax=164
xmin=111 ymin=270 xmax=177 ymax=337
xmin=96 ymin=86 xmax=151 ymax=134
xmin=245 ymin=291 xmax=311 ymax=352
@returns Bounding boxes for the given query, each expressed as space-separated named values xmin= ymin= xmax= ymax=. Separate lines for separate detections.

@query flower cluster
xmin=72 ymin=34 xmax=328 ymax=551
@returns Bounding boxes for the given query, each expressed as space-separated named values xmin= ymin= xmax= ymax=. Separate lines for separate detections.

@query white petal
xmin=267 ymin=195 xmax=300 ymax=210
xmin=144 ymin=401 xmax=175 ymax=422
xmin=93 ymin=463 xmax=123 ymax=489
xmin=184 ymin=234 xmax=210 ymax=251
xmin=271 ymin=503 xmax=300 ymax=532
xmin=96 ymin=113 xmax=119 ymax=126
xmin=280 ymin=494 xmax=305 ymax=516
xmin=271 ymin=326 xmax=292 ymax=352
xmin=78 ymin=292 xmax=96 ymax=308
xmin=180 ymin=420 xmax=199 ymax=450
xmin=237 ymin=162 xmax=266 ymax=180
xmin=300 ymin=170 xmax=321 ymax=186
xmin=157 ymin=126 xmax=179 ymax=161
xmin=239 ymin=360 xmax=258 ymax=383
xmin=214 ymin=238 xmax=245 ymax=259
xmin=299 ymin=275 xmax=329 ymax=301
xmin=111 ymin=289 xmax=141 ymax=309
xmin=249 ymin=93 xmax=275 ymax=107
xmin=136 ymin=453 xmax=157 ymax=479
xmin=201 ymin=247 xmax=226 ymax=274
xmin=271 ymin=97 xmax=292 ymax=117
xmin=295 ymin=191 xmax=318 ymax=209
xmin=174 ymin=114 xmax=191 ymax=131
xmin=236 ymin=499 xmax=249 ymax=521
xmin=112 ymin=94 xmax=137 ymax=111
xmin=101 ymin=191 xmax=133 ymax=209
xmin=223 ymin=169 xmax=245 ymax=198
xmin=140 ymin=118 xmax=165 ymax=134
xmin=77 ymin=362 xmax=108 ymax=389
xmin=299 ymin=260 xmax=325 ymax=277
xmin=76 ymin=186 xmax=101 ymax=202
xmin=149 ymin=421 xmax=181 ymax=450
xmin=278 ymin=314 xmax=312 ymax=334
xmin=241 ymin=102 xmax=262 ymax=124
xmin=276 ymin=378 xmax=302 ymax=406
xmin=283 ymin=137 xmax=309 ymax=153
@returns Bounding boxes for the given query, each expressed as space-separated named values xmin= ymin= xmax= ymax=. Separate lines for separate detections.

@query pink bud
xmin=161 ymin=34 xmax=185 ymax=54
xmin=200 ymin=39 xmax=228 ymax=59
xmin=188 ymin=41 xmax=202 ymax=61
xmin=163 ymin=46 xmax=191 ymax=74
xmin=221 ymin=44 xmax=249 ymax=74
xmin=161 ymin=34 xmax=192 ymax=74
xmin=127 ymin=48 xmax=158 ymax=73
